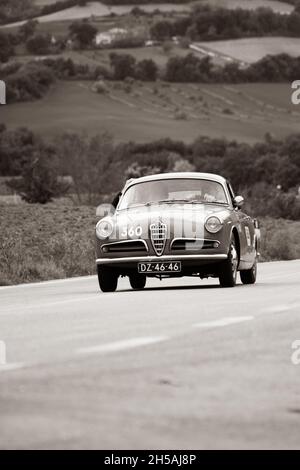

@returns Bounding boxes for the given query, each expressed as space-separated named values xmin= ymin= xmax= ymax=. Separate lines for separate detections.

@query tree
xmin=135 ymin=59 xmax=158 ymax=81
xmin=69 ymin=20 xmax=97 ymax=49
xmin=125 ymin=162 xmax=161 ymax=180
xmin=0 ymin=0 xmax=36 ymax=25
xmin=0 ymin=32 xmax=14 ymax=63
xmin=173 ymin=158 xmax=195 ymax=172
xmin=7 ymin=144 xmax=69 ymax=204
xmin=19 ymin=19 xmax=39 ymax=40
xmin=55 ymin=132 xmax=114 ymax=204
xmin=26 ymin=33 xmax=52 ymax=55
xmin=0 ymin=126 xmax=38 ymax=175
xmin=109 ymin=53 xmax=136 ymax=80
xmin=150 ymin=20 xmax=174 ymax=41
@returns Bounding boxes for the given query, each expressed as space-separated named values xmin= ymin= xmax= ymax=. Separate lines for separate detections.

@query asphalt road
xmin=0 ymin=260 xmax=300 ymax=450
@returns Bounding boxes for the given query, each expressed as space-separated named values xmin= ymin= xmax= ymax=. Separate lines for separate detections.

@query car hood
xmin=106 ymin=204 xmax=231 ymax=240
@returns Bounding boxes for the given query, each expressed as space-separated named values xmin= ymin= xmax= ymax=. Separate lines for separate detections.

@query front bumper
xmin=96 ymin=253 xmax=227 ymax=266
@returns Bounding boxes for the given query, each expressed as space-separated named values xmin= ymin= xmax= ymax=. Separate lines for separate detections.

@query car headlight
xmin=205 ymin=216 xmax=223 ymax=234
xmin=96 ymin=219 xmax=114 ymax=239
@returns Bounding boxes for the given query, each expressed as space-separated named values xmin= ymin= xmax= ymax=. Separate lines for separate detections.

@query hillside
xmin=1 ymin=80 xmax=298 ymax=143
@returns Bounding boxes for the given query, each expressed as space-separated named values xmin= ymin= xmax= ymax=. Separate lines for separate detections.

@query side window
xmin=112 ymin=191 xmax=122 ymax=209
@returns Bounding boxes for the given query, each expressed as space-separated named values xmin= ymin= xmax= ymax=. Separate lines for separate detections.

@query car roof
xmin=125 ymin=172 xmax=227 ymax=187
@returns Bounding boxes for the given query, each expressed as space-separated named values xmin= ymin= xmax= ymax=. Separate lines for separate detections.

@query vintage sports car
xmin=95 ymin=172 xmax=260 ymax=292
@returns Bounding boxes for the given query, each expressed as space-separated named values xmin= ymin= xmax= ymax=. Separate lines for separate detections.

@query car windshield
xmin=118 ymin=178 xmax=228 ymax=210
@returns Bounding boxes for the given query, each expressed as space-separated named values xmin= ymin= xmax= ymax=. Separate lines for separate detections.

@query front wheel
xmin=97 ymin=265 xmax=118 ymax=292
xmin=240 ymin=257 xmax=257 ymax=285
xmin=129 ymin=273 xmax=146 ymax=290
xmin=219 ymin=236 xmax=238 ymax=288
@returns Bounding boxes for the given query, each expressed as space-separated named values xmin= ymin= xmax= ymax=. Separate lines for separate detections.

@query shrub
xmin=174 ymin=110 xmax=188 ymax=120
xmin=5 ymin=62 xmax=55 ymax=102
xmin=92 ymin=80 xmax=109 ymax=94
xmin=259 ymin=218 xmax=300 ymax=261
xmin=8 ymin=144 xmax=70 ymax=204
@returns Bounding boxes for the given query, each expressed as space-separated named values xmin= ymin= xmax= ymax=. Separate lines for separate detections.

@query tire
xmin=219 ymin=236 xmax=238 ymax=288
xmin=129 ymin=273 xmax=146 ymax=290
xmin=97 ymin=265 xmax=118 ymax=292
xmin=240 ymin=256 xmax=257 ymax=285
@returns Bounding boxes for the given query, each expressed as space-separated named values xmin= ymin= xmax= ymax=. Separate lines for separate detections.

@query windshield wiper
xmin=120 ymin=200 xmax=228 ymax=210
xmin=155 ymin=199 xmax=228 ymax=205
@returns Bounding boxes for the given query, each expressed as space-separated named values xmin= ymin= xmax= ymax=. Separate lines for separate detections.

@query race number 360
xmin=121 ymin=226 xmax=142 ymax=238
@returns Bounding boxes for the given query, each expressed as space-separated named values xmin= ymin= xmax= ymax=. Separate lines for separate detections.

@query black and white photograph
xmin=0 ymin=0 xmax=300 ymax=453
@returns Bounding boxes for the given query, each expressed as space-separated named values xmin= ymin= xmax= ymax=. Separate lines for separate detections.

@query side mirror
xmin=233 ymin=195 xmax=244 ymax=209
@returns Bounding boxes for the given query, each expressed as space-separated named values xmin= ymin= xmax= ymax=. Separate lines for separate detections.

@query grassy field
xmin=197 ymin=37 xmax=300 ymax=65
xmin=34 ymin=0 xmax=59 ymax=5
xmin=1 ymin=80 xmax=299 ymax=143
xmin=0 ymin=203 xmax=299 ymax=285
xmin=198 ymin=0 xmax=293 ymax=13
xmin=0 ymin=203 xmax=97 ymax=286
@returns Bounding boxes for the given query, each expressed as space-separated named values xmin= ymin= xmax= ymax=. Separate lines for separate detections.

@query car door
xmin=227 ymin=182 xmax=255 ymax=265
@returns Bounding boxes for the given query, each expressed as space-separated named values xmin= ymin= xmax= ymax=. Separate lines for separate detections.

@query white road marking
xmin=77 ymin=336 xmax=168 ymax=355
xmin=262 ymin=304 xmax=300 ymax=314
xmin=1 ymin=294 xmax=101 ymax=315
xmin=0 ymin=275 xmax=96 ymax=290
xmin=193 ymin=316 xmax=254 ymax=329
xmin=0 ymin=363 xmax=25 ymax=373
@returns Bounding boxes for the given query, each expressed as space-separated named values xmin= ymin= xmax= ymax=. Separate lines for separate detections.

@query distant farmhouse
xmin=95 ymin=28 xmax=128 ymax=46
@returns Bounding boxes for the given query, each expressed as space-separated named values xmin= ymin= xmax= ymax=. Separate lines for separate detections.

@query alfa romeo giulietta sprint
xmin=95 ymin=173 xmax=260 ymax=292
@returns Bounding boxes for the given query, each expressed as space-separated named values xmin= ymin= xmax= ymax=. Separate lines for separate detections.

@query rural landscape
xmin=1 ymin=0 xmax=300 ymax=285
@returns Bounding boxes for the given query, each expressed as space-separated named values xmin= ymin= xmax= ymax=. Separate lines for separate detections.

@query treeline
xmin=1 ymin=125 xmax=300 ymax=218
xmin=3 ymin=52 xmax=300 ymax=104
xmin=150 ymin=4 xmax=300 ymax=41
xmin=164 ymin=53 xmax=300 ymax=83
xmin=0 ymin=0 xmax=36 ymax=25
xmin=102 ymin=0 xmax=190 ymax=4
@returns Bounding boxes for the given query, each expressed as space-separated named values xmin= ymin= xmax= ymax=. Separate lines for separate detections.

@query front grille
xmin=103 ymin=240 xmax=148 ymax=253
xmin=150 ymin=222 xmax=167 ymax=256
xmin=171 ymin=239 xmax=219 ymax=251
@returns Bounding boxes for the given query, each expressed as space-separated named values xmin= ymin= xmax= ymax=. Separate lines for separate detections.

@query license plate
xmin=138 ymin=261 xmax=181 ymax=273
